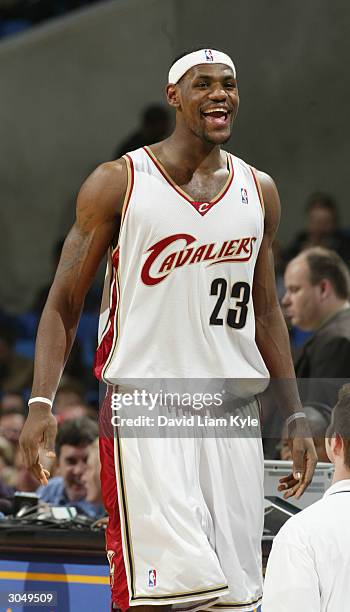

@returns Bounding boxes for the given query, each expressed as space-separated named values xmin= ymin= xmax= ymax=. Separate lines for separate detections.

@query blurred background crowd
xmin=0 ymin=0 xmax=104 ymax=38
xmin=1 ymin=0 xmax=350 ymax=521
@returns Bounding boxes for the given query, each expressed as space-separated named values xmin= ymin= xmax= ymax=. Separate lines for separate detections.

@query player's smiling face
xmin=173 ymin=64 xmax=239 ymax=145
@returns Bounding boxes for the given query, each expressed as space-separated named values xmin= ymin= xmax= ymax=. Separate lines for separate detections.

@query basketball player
xmin=20 ymin=49 xmax=317 ymax=612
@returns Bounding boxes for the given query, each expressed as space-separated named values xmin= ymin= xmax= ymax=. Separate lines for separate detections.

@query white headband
xmin=168 ymin=49 xmax=236 ymax=84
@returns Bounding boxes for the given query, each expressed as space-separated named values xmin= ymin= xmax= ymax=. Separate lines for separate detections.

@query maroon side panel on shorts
xmin=99 ymin=396 xmax=130 ymax=612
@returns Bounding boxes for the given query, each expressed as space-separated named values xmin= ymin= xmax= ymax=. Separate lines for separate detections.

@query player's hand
xmin=278 ymin=436 xmax=317 ymax=500
xmin=19 ymin=404 xmax=57 ymax=485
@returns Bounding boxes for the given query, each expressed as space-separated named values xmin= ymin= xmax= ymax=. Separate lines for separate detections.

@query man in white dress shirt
xmin=262 ymin=384 xmax=350 ymax=611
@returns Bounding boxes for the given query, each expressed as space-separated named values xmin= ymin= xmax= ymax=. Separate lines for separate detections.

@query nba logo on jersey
xmin=148 ymin=569 xmax=157 ymax=587
xmin=205 ymin=49 xmax=214 ymax=61
xmin=241 ymin=188 xmax=249 ymax=204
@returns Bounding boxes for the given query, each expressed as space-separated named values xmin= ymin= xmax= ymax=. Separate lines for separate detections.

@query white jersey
xmin=94 ymin=146 xmax=270 ymax=383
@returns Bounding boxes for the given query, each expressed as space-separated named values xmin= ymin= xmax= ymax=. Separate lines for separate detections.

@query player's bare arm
xmin=19 ymin=160 xmax=128 ymax=484
xmin=253 ymin=171 xmax=317 ymax=498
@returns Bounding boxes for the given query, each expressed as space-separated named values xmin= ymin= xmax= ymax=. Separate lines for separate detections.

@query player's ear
xmin=166 ymin=84 xmax=181 ymax=109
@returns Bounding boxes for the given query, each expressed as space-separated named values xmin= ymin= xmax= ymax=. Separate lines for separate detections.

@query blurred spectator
xmin=283 ymin=247 xmax=350 ymax=407
xmin=36 ymin=417 xmax=103 ymax=518
xmin=114 ymin=104 xmax=171 ymax=158
xmin=0 ymin=434 xmax=16 ymax=513
xmin=56 ymin=400 xmax=97 ymax=423
xmin=0 ymin=0 xmax=104 ymax=39
xmin=0 ymin=323 xmax=33 ymax=392
xmin=0 ymin=479 xmax=14 ymax=515
xmin=0 ymin=435 xmax=14 ymax=469
xmin=0 ymin=407 xmax=25 ymax=448
xmin=13 ymin=445 xmax=40 ymax=492
xmin=279 ymin=403 xmax=331 ymax=463
xmin=0 ymin=392 xmax=25 ymax=413
xmin=55 ymin=394 xmax=98 ymax=423
xmin=53 ymin=380 xmax=85 ymax=415
xmin=81 ymin=438 xmax=103 ymax=507
xmin=284 ymin=192 xmax=350 ymax=265
xmin=0 ymin=435 xmax=16 ymax=486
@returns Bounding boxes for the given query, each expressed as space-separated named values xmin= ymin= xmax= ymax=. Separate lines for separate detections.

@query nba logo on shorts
xmin=241 ymin=188 xmax=248 ymax=204
xmin=148 ymin=569 xmax=157 ymax=587
xmin=205 ymin=49 xmax=214 ymax=61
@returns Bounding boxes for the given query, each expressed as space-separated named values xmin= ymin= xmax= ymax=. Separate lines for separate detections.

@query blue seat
xmin=16 ymin=313 xmax=39 ymax=339
xmin=76 ymin=313 xmax=99 ymax=368
xmin=15 ymin=339 xmax=36 ymax=359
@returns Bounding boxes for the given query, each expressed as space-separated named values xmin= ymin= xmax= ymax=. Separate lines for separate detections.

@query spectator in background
xmin=0 ymin=324 xmax=33 ymax=392
xmin=37 ymin=417 xmax=103 ymax=518
xmin=55 ymin=401 xmax=97 ymax=423
xmin=279 ymin=403 xmax=331 ymax=463
xmin=0 ymin=479 xmax=14 ymax=515
xmin=13 ymin=445 xmax=40 ymax=492
xmin=0 ymin=392 xmax=25 ymax=413
xmin=114 ymin=104 xmax=171 ymax=158
xmin=0 ymin=0 xmax=104 ymax=39
xmin=0 ymin=435 xmax=15 ymax=485
xmin=284 ymin=192 xmax=350 ymax=265
xmin=53 ymin=381 xmax=85 ymax=415
xmin=263 ymin=384 xmax=350 ymax=611
xmin=0 ymin=407 xmax=25 ymax=449
xmin=282 ymin=247 xmax=350 ymax=407
xmin=0 ymin=433 xmax=16 ymax=511
xmin=81 ymin=438 xmax=103 ymax=508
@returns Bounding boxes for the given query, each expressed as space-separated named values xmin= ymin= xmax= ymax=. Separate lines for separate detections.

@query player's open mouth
xmin=201 ymin=107 xmax=230 ymax=127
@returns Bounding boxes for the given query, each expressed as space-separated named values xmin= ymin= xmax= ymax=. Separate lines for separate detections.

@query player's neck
xmin=160 ymin=130 xmax=224 ymax=173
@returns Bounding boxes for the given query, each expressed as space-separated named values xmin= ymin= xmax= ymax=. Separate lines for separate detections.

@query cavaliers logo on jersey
xmin=141 ymin=234 xmax=257 ymax=286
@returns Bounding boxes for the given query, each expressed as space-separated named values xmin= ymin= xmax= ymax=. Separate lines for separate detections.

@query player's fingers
xmin=20 ymin=436 xmax=40 ymax=470
xmin=278 ymin=477 xmax=298 ymax=492
xmin=33 ymin=464 xmax=50 ymax=486
xmin=43 ymin=418 xmax=57 ymax=458
xmin=295 ymin=455 xmax=317 ymax=499
xmin=292 ymin=446 xmax=305 ymax=481
xmin=294 ymin=480 xmax=309 ymax=499
xmin=279 ymin=474 xmax=295 ymax=484
xmin=283 ymin=479 xmax=303 ymax=499
xmin=30 ymin=462 xmax=46 ymax=485
xmin=40 ymin=468 xmax=50 ymax=486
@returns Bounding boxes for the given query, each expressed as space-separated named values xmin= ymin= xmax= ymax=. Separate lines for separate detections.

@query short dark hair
xmin=326 ymin=384 xmax=350 ymax=468
xmin=303 ymin=247 xmax=350 ymax=300
xmin=55 ymin=417 xmax=98 ymax=458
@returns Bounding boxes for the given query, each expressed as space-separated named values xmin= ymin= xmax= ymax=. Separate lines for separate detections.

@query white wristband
xmin=286 ymin=411 xmax=306 ymax=427
xmin=28 ymin=396 xmax=53 ymax=408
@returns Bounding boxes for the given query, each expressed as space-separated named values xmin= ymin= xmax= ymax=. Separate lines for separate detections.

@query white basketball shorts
xmin=99 ymin=397 xmax=264 ymax=612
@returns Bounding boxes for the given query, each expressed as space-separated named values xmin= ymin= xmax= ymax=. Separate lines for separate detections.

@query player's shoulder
xmin=83 ymin=158 xmax=128 ymax=191
xmin=77 ymin=158 xmax=128 ymax=221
